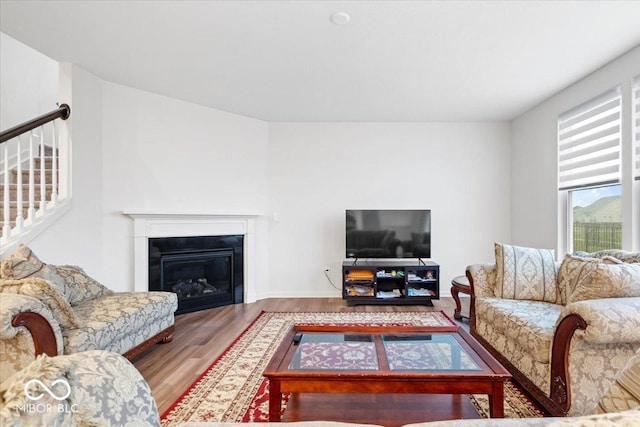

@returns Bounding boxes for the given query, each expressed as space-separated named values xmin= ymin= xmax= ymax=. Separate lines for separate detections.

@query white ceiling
xmin=1 ymin=1 xmax=640 ymax=122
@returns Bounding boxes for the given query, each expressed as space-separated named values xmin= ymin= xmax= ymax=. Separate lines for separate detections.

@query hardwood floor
xmin=133 ymin=296 xmax=471 ymax=421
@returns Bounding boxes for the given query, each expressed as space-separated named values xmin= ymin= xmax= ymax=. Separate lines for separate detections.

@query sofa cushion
xmin=596 ymin=348 xmax=640 ymax=414
xmin=557 ymin=255 xmax=603 ymax=305
xmin=186 ymin=423 xmax=383 ymax=427
xmin=0 ymin=350 xmax=160 ymax=427
xmin=0 ymin=245 xmax=69 ymax=301
xmin=475 ymin=297 xmax=561 ymax=363
xmin=404 ymin=410 xmax=640 ymax=426
xmin=549 ymin=410 xmax=640 ymax=426
xmin=0 ymin=278 xmax=82 ymax=329
xmin=53 ymin=265 xmax=113 ymax=306
xmin=576 ymin=250 xmax=640 ymax=264
xmin=568 ymin=262 xmax=640 ymax=304
xmin=64 ymin=292 xmax=177 ymax=353
xmin=494 ymin=243 xmax=557 ymax=303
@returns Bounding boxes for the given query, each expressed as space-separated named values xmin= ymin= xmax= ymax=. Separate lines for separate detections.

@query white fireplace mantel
xmin=124 ymin=212 xmax=260 ymax=303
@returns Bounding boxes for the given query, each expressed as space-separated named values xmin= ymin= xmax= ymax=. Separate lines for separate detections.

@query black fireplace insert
xmin=148 ymin=235 xmax=243 ymax=314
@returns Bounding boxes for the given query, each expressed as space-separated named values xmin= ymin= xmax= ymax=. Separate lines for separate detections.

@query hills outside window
xmin=570 ymin=184 xmax=622 ymax=252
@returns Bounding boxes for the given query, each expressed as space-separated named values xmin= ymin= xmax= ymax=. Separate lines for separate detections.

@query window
xmin=558 ymin=86 xmax=622 ymax=252
xmin=634 ymin=76 xmax=640 ymax=180
xmin=558 ymin=86 xmax=621 ymax=191
xmin=569 ymin=185 xmax=622 ymax=252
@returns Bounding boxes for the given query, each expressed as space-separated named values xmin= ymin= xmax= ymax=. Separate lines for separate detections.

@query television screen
xmin=346 ymin=210 xmax=431 ymax=259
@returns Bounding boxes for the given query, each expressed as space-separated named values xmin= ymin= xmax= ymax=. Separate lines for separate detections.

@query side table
xmin=451 ymin=275 xmax=471 ymax=320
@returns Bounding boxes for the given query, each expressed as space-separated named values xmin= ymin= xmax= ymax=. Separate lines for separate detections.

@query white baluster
xmin=15 ymin=135 xmax=24 ymax=231
xmin=39 ymin=126 xmax=47 ymax=213
xmin=27 ymin=132 xmax=36 ymax=220
xmin=1 ymin=106 xmax=71 ymax=246
xmin=51 ymin=121 xmax=58 ymax=204
xmin=2 ymin=140 xmax=10 ymax=238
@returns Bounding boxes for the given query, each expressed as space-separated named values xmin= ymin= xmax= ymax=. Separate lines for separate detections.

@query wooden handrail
xmin=0 ymin=103 xmax=70 ymax=144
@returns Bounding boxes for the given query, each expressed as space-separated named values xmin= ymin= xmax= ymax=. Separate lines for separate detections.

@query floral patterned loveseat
xmin=0 ymin=245 xmax=178 ymax=380
xmin=466 ymin=245 xmax=640 ymax=417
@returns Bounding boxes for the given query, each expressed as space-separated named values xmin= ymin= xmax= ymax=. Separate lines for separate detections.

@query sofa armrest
xmin=561 ymin=297 xmax=640 ymax=344
xmin=549 ymin=313 xmax=587 ymax=413
xmin=0 ymin=294 xmax=63 ymax=358
xmin=465 ymin=263 xmax=496 ymax=298
xmin=0 ymin=294 xmax=63 ymax=380
xmin=465 ymin=264 xmax=497 ymax=332
xmin=549 ymin=297 xmax=640 ymax=414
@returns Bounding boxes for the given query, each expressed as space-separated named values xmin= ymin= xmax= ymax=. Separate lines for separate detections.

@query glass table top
xmin=288 ymin=332 xmax=480 ymax=372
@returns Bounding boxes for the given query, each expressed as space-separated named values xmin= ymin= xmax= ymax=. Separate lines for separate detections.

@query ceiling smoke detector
xmin=330 ymin=12 xmax=350 ymax=25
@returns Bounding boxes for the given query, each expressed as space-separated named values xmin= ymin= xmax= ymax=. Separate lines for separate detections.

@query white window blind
xmin=634 ymin=76 xmax=640 ymax=180
xmin=558 ymin=86 xmax=622 ymax=190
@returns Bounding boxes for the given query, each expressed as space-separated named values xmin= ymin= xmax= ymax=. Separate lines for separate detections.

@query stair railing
xmin=0 ymin=104 xmax=71 ymax=246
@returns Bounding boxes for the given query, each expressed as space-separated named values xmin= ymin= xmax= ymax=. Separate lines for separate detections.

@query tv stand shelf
xmin=342 ymin=260 xmax=439 ymax=306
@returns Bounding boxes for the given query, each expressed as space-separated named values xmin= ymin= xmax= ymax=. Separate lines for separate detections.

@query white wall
xmin=511 ymin=46 xmax=640 ymax=252
xmin=25 ymin=64 xmax=105 ymax=280
xmin=267 ymin=123 xmax=511 ymax=298
xmin=0 ymin=33 xmax=104 ymax=274
xmin=0 ymin=32 xmax=58 ymax=130
xmin=14 ymin=68 xmax=271 ymax=293
xmin=100 ymin=82 xmax=270 ymax=291
xmin=2 ymin=38 xmax=514 ymax=300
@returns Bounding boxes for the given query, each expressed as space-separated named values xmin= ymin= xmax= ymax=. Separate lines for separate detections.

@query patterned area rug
xmin=160 ymin=311 xmax=542 ymax=425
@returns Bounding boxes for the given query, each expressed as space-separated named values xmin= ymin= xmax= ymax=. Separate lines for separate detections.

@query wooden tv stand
xmin=342 ymin=260 xmax=439 ymax=306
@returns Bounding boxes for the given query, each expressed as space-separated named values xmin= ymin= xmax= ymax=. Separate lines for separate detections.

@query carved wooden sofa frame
xmin=467 ymin=270 xmax=587 ymax=416
xmin=12 ymin=311 xmax=175 ymax=361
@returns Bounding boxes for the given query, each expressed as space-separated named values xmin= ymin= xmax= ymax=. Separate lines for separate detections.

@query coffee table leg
xmin=488 ymin=381 xmax=505 ymax=418
xmin=268 ymin=380 xmax=282 ymax=421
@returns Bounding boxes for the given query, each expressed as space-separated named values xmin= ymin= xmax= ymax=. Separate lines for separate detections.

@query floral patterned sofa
xmin=2 ymin=348 xmax=639 ymax=426
xmin=0 ymin=350 xmax=159 ymax=426
xmin=466 ymin=245 xmax=640 ymax=417
xmin=0 ymin=245 xmax=178 ymax=380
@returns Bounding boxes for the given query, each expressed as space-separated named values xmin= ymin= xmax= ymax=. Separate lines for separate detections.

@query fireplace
xmin=148 ymin=235 xmax=243 ymax=314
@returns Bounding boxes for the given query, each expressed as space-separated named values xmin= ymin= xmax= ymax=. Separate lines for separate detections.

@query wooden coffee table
xmin=263 ymin=324 xmax=511 ymax=422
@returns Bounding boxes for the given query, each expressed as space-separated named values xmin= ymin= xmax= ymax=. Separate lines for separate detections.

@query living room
xmin=1 ymin=1 xmax=639 ymax=298
xmin=1 ymin=1 xmax=639 ymax=426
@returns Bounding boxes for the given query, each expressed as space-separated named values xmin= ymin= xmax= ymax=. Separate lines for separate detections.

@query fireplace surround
xmin=125 ymin=212 xmax=258 ymax=304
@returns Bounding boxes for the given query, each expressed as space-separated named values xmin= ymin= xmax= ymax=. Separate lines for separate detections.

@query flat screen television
xmin=346 ymin=209 xmax=431 ymax=259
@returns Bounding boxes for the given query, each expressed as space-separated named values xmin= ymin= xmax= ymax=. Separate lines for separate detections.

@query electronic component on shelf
xmin=342 ymin=261 xmax=440 ymax=306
